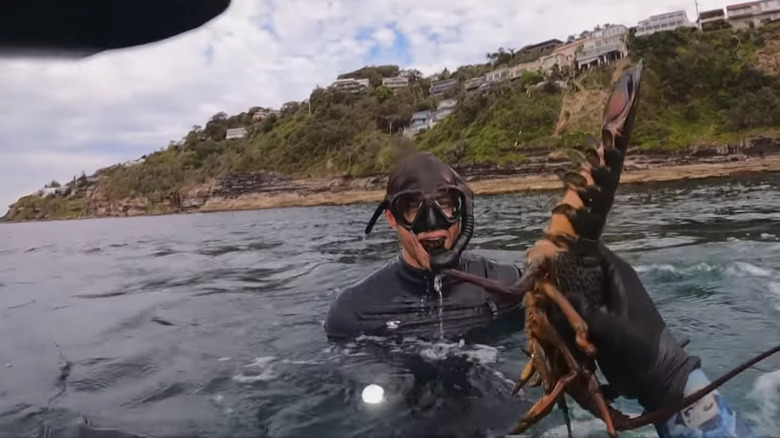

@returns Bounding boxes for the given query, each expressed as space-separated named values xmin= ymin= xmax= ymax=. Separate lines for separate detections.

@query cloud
xmin=0 ymin=0 xmax=728 ymax=212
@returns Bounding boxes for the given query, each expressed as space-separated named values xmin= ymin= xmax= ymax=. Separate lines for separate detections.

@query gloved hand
xmin=565 ymin=243 xmax=702 ymax=413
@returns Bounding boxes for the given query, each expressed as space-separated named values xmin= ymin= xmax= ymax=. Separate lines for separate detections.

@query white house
xmin=429 ymin=78 xmax=458 ymax=96
xmin=464 ymin=76 xmax=486 ymax=92
xmin=36 ymin=187 xmax=58 ymax=197
xmin=485 ymin=67 xmax=510 ymax=83
xmin=575 ymin=24 xmax=629 ymax=71
xmin=727 ymin=0 xmax=780 ymax=29
xmin=226 ymin=127 xmax=248 ymax=140
xmin=330 ymin=78 xmax=370 ymax=94
xmin=381 ymin=76 xmax=409 ymax=89
xmin=403 ymin=110 xmax=436 ymax=137
xmin=635 ymin=10 xmax=698 ymax=36
xmin=434 ymin=99 xmax=458 ymax=122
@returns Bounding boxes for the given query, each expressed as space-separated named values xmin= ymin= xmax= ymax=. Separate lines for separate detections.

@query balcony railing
xmin=576 ymin=41 xmax=626 ymax=62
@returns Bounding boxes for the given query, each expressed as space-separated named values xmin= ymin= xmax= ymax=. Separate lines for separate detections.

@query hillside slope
xmin=7 ymin=24 xmax=780 ymax=222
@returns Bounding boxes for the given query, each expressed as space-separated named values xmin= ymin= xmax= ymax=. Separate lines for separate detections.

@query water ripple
xmin=0 ymin=173 xmax=778 ymax=437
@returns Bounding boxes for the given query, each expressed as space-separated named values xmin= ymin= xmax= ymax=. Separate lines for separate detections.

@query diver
xmin=324 ymin=151 xmax=755 ymax=438
xmin=323 ymin=151 xmax=526 ymax=342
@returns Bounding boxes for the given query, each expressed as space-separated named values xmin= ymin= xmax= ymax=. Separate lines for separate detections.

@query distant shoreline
xmin=197 ymin=156 xmax=780 ymax=214
xmin=3 ymin=156 xmax=780 ymax=224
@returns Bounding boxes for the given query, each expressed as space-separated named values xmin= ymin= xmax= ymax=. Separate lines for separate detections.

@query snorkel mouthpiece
xmin=363 ymin=153 xmax=475 ymax=272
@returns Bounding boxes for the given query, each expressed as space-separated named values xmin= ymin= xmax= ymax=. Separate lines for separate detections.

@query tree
xmin=376 ymin=85 xmax=392 ymax=103
xmin=401 ymin=69 xmax=423 ymax=83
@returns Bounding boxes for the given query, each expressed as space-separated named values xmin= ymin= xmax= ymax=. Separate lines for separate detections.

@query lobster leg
xmin=512 ymin=358 xmax=537 ymax=395
xmin=539 ymin=280 xmax=596 ymax=356
xmin=511 ymin=369 xmax=577 ymax=435
xmin=558 ymin=397 xmax=574 ymax=438
xmin=586 ymin=369 xmax=617 ymax=437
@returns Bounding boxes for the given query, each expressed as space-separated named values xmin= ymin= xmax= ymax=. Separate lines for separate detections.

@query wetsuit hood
xmin=364 ymin=152 xmax=474 ymax=272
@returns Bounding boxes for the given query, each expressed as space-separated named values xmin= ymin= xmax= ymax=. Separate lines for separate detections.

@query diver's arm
xmin=654 ymin=368 xmax=755 ymax=438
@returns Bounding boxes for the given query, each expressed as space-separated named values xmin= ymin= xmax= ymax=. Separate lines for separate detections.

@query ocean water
xmin=1 ymin=173 xmax=779 ymax=438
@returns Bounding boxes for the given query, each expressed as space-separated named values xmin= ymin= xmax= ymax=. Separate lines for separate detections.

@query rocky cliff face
xmin=452 ymin=135 xmax=780 ymax=181
xmin=6 ymin=135 xmax=780 ymax=222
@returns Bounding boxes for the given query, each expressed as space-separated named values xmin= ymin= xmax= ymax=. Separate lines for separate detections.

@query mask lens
xmin=392 ymin=192 xmax=423 ymax=224
xmin=434 ymin=189 xmax=459 ymax=219
xmin=390 ymin=188 xmax=463 ymax=229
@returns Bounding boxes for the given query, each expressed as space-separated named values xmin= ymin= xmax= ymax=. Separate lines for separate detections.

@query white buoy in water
xmin=361 ymin=384 xmax=385 ymax=404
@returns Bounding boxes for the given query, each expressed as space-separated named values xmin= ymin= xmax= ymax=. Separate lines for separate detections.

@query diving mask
xmin=387 ymin=186 xmax=465 ymax=235
xmin=364 ymin=152 xmax=475 ymax=271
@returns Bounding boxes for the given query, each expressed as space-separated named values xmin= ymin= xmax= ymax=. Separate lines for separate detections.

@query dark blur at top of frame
xmin=0 ymin=0 xmax=232 ymax=59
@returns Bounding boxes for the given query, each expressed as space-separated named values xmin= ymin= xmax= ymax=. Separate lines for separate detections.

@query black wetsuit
xmin=324 ymin=252 xmax=525 ymax=342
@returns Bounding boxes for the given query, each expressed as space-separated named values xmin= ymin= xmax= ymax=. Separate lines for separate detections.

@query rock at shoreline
xmin=5 ymin=143 xmax=780 ymax=223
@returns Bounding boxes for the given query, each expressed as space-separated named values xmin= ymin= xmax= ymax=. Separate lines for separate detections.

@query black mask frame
xmin=365 ymin=183 xmax=474 ymax=272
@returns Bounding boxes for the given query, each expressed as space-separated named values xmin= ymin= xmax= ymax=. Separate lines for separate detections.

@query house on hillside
xmin=36 ymin=187 xmax=59 ymax=197
xmin=382 ymin=76 xmax=409 ymax=89
xmin=464 ymin=76 xmax=486 ymax=93
xmin=484 ymin=67 xmax=510 ymax=83
xmin=121 ymin=157 xmax=146 ymax=167
xmin=575 ymin=24 xmax=629 ymax=71
xmin=699 ymin=8 xmax=729 ymax=29
xmin=226 ymin=127 xmax=248 ymax=140
xmin=330 ymin=78 xmax=370 ymax=94
xmin=252 ymin=108 xmax=280 ymax=122
xmin=429 ymin=78 xmax=458 ymax=96
xmin=515 ymin=39 xmax=563 ymax=62
xmin=539 ymin=39 xmax=586 ymax=72
xmin=403 ymin=110 xmax=436 ymax=137
xmin=726 ymin=1 xmax=780 ymax=29
xmin=434 ymin=99 xmax=458 ymax=122
xmin=635 ymin=10 xmax=698 ymax=36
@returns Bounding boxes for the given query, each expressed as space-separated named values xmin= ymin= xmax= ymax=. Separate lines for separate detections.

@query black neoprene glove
xmin=568 ymin=243 xmax=702 ymax=412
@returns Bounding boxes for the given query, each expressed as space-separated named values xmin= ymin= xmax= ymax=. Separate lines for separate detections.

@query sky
xmin=0 ymin=0 xmax=732 ymax=213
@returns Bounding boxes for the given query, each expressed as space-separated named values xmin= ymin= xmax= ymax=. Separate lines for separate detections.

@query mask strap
xmin=364 ymin=200 xmax=389 ymax=235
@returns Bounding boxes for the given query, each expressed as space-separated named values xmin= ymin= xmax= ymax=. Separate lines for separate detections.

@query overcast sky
xmin=0 ymin=0 xmax=731 ymax=213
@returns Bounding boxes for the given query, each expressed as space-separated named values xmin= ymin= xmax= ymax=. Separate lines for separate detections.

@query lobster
xmin=442 ymin=60 xmax=780 ymax=437
xmin=442 ymin=60 xmax=644 ymax=437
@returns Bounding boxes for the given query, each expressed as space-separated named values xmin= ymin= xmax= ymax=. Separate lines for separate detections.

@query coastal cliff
xmin=6 ymin=137 xmax=780 ymax=222
xmin=7 ymin=24 xmax=780 ymax=222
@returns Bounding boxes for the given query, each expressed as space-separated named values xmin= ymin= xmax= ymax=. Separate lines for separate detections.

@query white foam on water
xmin=351 ymin=334 xmax=500 ymax=365
xmin=745 ymin=369 xmax=780 ymax=436
xmin=233 ymin=370 xmax=276 ymax=383
xmin=232 ymin=356 xmax=278 ymax=383
xmin=636 ymin=264 xmax=678 ymax=273
xmin=635 ymin=262 xmax=718 ymax=275
xmin=244 ymin=356 xmax=276 ymax=368
xmin=232 ymin=355 xmax=323 ymax=384
xmin=760 ymin=233 xmax=777 ymax=240
xmin=726 ymin=262 xmax=774 ymax=278
xmin=492 ymin=370 xmax=516 ymax=389
xmin=767 ymin=282 xmax=780 ymax=311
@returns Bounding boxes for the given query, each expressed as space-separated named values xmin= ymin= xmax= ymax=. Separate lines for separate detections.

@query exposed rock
xmin=6 ymin=135 xmax=780 ymax=223
xmin=178 ymin=182 xmax=214 ymax=211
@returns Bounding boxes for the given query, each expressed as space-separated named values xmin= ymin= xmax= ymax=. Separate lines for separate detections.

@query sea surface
xmin=1 ymin=174 xmax=780 ymax=438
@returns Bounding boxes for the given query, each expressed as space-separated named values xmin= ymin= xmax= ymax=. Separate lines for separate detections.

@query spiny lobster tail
xmin=564 ymin=62 xmax=644 ymax=242
xmin=602 ymin=61 xmax=644 ymax=155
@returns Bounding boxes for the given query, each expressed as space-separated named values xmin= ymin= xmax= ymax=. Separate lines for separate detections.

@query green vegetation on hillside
xmin=629 ymin=25 xmax=780 ymax=150
xmin=9 ymin=24 xmax=780 ymax=221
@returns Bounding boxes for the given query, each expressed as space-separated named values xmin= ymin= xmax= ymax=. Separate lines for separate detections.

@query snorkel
xmin=364 ymin=153 xmax=474 ymax=272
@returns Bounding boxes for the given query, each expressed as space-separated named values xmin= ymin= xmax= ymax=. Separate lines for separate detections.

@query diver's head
xmin=364 ymin=152 xmax=474 ymax=272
